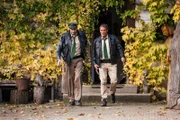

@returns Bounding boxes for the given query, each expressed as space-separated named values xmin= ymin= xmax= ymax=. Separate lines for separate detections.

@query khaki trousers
xmin=61 ymin=65 xmax=68 ymax=94
xmin=66 ymin=58 xmax=83 ymax=101
xmin=99 ymin=63 xmax=117 ymax=99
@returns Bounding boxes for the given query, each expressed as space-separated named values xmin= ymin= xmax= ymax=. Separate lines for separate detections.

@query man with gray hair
xmin=93 ymin=24 xmax=125 ymax=106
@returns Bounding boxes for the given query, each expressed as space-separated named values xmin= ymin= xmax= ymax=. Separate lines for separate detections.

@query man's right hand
xmin=58 ymin=60 xmax=61 ymax=66
xmin=94 ymin=64 xmax=99 ymax=70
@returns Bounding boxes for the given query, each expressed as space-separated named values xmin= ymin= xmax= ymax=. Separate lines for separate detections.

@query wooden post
xmin=10 ymin=90 xmax=28 ymax=104
xmin=49 ymin=80 xmax=55 ymax=103
xmin=126 ymin=0 xmax=135 ymax=28
xmin=55 ymin=76 xmax=63 ymax=100
xmin=0 ymin=88 xmax=2 ymax=103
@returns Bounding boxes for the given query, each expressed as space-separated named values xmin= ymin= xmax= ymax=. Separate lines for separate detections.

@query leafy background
xmin=0 ymin=0 xmax=179 ymax=100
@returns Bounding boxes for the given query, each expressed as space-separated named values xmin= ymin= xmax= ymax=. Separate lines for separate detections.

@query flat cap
xmin=68 ymin=22 xmax=78 ymax=30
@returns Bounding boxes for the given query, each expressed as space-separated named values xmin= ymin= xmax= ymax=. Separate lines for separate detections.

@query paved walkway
xmin=0 ymin=102 xmax=180 ymax=120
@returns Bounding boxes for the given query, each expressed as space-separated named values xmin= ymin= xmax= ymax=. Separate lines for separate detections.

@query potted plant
xmin=0 ymin=59 xmax=31 ymax=104
xmin=30 ymin=44 xmax=62 ymax=104
xmin=14 ymin=64 xmax=31 ymax=91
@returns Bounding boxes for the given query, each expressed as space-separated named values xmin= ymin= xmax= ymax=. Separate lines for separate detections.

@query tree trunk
xmin=35 ymin=73 xmax=44 ymax=86
xmin=34 ymin=86 xmax=45 ymax=104
xmin=167 ymin=21 xmax=180 ymax=109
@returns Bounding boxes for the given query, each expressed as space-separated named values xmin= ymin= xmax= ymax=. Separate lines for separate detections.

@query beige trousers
xmin=61 ymin=65 xmax=68 ymax=94
xmin=66 ymin=58 xmax=83 ymax=101
xmin=99 ymin=63 xmax=117 ymax=99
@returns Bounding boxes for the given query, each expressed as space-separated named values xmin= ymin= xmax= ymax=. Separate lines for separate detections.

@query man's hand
xmin=57 ymin=60 xmax=62 ymax=66
xmin=121 ymin=57 xmax=126 ymax=64
xmin=94 ymin=64 xmax=99 ymax=70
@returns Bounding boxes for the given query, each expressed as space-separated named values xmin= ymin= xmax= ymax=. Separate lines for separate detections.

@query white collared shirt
xmin=71 ymin=35 xmax=81 ymax=57
xmin=101 ymin=36 xmax=110 ymax=59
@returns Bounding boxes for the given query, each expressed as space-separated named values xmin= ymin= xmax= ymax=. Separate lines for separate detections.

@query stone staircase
xmin=63 ymin=84 xmax=151 ymax=103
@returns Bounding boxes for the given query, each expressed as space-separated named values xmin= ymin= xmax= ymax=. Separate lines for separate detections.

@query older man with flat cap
xmin=57 ymin=22 xmax=87 ymax=106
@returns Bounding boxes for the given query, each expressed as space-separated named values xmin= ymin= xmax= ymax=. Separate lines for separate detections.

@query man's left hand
xmin=121 ymin=57 xmax=125 ymax=64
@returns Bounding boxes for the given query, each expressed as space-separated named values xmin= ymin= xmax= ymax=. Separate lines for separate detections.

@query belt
xmin=100 ymin=59 xmax=111 ymax=63
xmin=72 ymin=55 xmax=82 ymax=59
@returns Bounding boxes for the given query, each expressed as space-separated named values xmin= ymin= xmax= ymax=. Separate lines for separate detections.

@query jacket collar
xmin=98 ymin=34 xmax=110 ymax=42
xmin=101 ymin=35 xmax=108 ymax=40
xmin=68 ymin=30 xmax=80 ymax=36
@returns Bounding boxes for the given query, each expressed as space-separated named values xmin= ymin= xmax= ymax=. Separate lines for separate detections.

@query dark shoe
xmin=68 ymin=100 xmax=75 ymax=106
xmin=111 ymin=94 xmax=116 ymax=103
xmin=101 ymin=99 xmax=107 ymax=107
xmin=75 ymin=100 xmax=82 ymax=106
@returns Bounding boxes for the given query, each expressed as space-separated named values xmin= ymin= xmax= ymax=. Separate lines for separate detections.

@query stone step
xmin=63 ymin=93 xmax=151 ymax=103
xmin=82 ymin=84 xmax=138 ymax=94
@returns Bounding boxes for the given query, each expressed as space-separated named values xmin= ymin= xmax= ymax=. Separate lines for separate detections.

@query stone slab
xmin=63 ymin=93 xmax=151 ymax=103
xmin=83 ymin=84 xmax=138 ymax=94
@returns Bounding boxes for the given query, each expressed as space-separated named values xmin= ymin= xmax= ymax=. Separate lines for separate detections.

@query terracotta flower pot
xmin=16 ymin=78 xmax=30 ymax=91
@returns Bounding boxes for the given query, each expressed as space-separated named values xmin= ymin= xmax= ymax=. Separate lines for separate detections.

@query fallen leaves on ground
xmin=20 ymin=111 xmax=24 ymax=114
xmin=45 ymin=105 xmax=51 ymax=109
xmin=78 ymin=113 xmax=85 ymax=116
xmin=38 ymin=105 xmax=43 ymax=108
xmin=56 ymin=103 xmax=65 ymax=107
xmin=62 ymin=108 xmax=68 ymax=113
xmin=13 ymin=109 xmax=18 ymax=113
xmin=32 ymin=108 xmax=37 ymax=110
xmin=88 ymin=113 xmax=95 ymax=118
xmin=67 ymin=118 xmax=73 ymax=120
xmin=157 ymin=110 xmax=166 ymax=116
xmin=138 ymin=113 xmax=144 ymax=116
xmin=55 ymin=110 xmax=61 ymax=114
xmin=33 ymin=111 xmax=39 ymax=115
xmin=13 ymin=117 xmax=18 ymax=120
xmin=2 ymin=110 xmax=7 ymax=114
xmin=157 ymin=108 xmax=167 ymax=116
xmin=98 ymin=113 xmax=103 ymax=119
xmin=115 ymin=111 xmax=125 ymax=117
